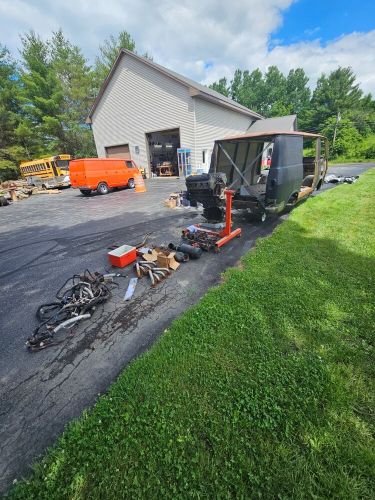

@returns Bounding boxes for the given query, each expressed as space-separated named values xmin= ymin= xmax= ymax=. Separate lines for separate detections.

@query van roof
xmin=71 ymin=158 xmax=130 ymax=161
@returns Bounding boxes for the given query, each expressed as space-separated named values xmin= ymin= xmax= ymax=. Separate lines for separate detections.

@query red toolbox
xmin=108 ymin=244 xmax=137 ymax=268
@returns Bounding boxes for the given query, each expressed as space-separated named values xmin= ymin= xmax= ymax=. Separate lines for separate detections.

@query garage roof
xmin=249 ymin=114 xmax=297 ymax=132
xmin=87 ymin=49 xmax=263 ymax=122
xmin=217 ymin=130 xmax=326 ymax=141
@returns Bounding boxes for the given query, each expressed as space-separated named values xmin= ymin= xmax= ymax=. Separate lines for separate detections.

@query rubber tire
xmin=127 ymin=178 xmax=135 ymax=189
xmin=97 ymin=182 xmax=109 ymax=195
xmin=0 ymin=196 xmax=9 ymax=207
xmin=80 ymin=189 xmax=91 ymax=196
xmin=302 ymin=175 xmax=314 ymax=187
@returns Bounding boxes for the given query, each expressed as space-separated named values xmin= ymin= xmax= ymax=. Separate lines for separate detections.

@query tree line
xmin=0 ymin=30 xmax=139 ymax=180
xmin=210 ymin=67 xmax=375 ymax=160
xmin=1 ymin=29 xmax=375 ymax=180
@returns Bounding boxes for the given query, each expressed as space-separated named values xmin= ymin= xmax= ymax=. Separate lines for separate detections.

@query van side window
xmin=125 ymin=160 xmax=134 ymax=168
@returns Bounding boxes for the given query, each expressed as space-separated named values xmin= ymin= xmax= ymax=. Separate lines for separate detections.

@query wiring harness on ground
xmin=26 ymin=270 xmax=119 ymax=351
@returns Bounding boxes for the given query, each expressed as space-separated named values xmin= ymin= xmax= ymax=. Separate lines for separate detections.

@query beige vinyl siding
xmin=194 ymin=99 xmax=253 ymax=170
xmin=92 ymin=56 xmax=195 ymax=172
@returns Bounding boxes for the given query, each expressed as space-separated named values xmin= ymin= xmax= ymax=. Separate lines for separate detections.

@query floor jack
xmin=183 ymin=190 xmax=242 ymax=251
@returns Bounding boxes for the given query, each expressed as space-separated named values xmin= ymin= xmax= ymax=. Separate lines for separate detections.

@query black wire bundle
xmin=26 ymin=270 xmax=117 ymax=351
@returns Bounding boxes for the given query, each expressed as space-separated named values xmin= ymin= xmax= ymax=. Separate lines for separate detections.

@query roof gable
xmin=87 ymin=49 xmax=263 ymax=122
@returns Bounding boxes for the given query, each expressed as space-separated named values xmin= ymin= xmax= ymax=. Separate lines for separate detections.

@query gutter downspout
xmin=193 ymin=99 xmax=197 ymax=172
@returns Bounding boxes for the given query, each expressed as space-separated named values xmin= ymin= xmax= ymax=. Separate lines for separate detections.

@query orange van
xmin=69 ymin=158 xmax=141 ymax=195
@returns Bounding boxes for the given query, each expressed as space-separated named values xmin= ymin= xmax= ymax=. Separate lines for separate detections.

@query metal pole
xmin=224 ymin=190 xmax=232 ymax=236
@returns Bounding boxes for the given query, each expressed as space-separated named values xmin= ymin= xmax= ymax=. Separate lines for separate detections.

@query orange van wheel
xmin=127 ymin=178 xmax=135 ymax=189
xmin=97 ymin=182 xmax=109 ymax=195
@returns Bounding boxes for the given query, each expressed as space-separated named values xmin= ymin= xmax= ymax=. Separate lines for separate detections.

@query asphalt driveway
xmin=0 ymin=163 xmax=373 ymax=492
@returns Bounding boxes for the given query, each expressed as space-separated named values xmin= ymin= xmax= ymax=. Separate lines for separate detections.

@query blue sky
xmin=273 ymin=0 xmax=375 ymax=46
xmin=0 ymin=0 xmax=374 ymax=93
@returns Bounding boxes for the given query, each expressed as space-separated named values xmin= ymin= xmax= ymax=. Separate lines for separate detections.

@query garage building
xmin=87 ymin=49 xmax=295 ymax=177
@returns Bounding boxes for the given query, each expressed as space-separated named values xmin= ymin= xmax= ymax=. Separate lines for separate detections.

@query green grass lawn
xmin=11 ymin=171 xmax=375 ymax=499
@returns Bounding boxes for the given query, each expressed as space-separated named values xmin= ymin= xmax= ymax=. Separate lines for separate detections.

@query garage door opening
xmin=146 ymin=128 xmax=180 ymax=176
xmin=105 ymin=144 xmax=130 ymax=159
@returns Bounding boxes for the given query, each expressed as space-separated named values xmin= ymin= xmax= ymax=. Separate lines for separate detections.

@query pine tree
xmin=0 ymin=45 xmax=25 ymax=178
xmin=50 ymin=30 xmax=96 ymax=156
xmin=94 ymin=31 xmax=136 ymax=90
xmin=17 ymin=31 xmax=63 ymax=156
xmin=17 ymin=30 xmax=96 ymax=158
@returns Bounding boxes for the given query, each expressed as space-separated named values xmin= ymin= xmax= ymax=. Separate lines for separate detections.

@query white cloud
xmin=0 ymin=0 xmax=374 ymax=94
xmin=263 ymin=31 xmax=375 ymax=93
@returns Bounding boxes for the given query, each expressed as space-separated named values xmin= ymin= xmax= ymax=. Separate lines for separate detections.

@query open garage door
xmin=105 ymin=144 xmax=131 ymax=159
xmin=146 ymin=128 xmax=180 ymax=176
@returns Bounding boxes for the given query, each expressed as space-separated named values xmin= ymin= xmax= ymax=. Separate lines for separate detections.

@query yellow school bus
xmin=20 ymin=154 xmax=72 ymax=188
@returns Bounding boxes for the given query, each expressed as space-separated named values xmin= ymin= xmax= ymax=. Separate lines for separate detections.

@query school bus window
xmin=56 ymin=159 xmax=70 ymax=170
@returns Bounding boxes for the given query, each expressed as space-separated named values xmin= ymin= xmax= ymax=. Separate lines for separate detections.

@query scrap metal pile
xmin=325 ymin=174 xmax=359 ymax=184
xmin=181 ymin=225 xmax=222 ymax=251
xmin=27 ymin=222 xmax=236 ymax=351
xmin=26 ymin=270 xmax=118 ymax=351
xmin=0 ymin=180 xmax=60 ymax=206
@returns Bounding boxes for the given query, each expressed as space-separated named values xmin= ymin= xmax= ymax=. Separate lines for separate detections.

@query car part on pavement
xmin=169 ymin=243 xmax=203 ymax=259
xmin=134 ymin=259 xmax=172 ymax=287
xmin=174 ymin=251 xmax=187 ymax=263
xmin=181 ymin=228 xmax=220 ymax=251
xmin=124 ymin=278 xmax=138 ymax=301
xmin=26 ymin=270 xmax=117 ymax=351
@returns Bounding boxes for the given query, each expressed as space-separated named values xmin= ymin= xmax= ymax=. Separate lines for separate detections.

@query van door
xmin=122 ymin=160 xmax=136 ymax=185
xmin=265 ymin=135 xmax=303 ymax=208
